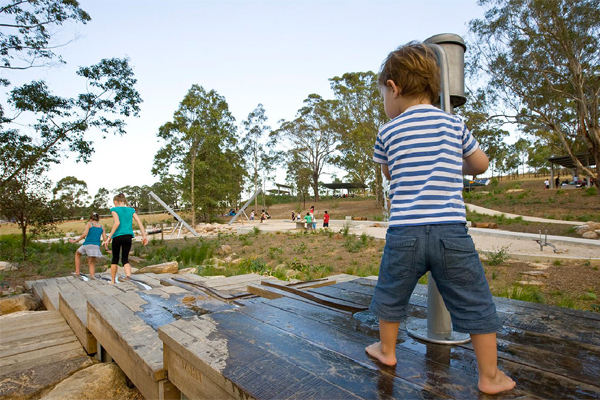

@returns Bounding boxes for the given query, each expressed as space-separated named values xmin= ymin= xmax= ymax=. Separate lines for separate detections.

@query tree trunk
xmin=21 ymin=225 xmax=28 ymax=259
xmin=191 ymin=154 xmax=196 ymax=226
xmin=313 ymin=173 xmax=319 ymax=202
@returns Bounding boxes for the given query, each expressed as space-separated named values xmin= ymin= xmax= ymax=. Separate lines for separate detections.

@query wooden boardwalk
xmin=0 ymin=310 xmax=92 ymax=399
xmin=159 ymin=278 xmax=600 ymax=400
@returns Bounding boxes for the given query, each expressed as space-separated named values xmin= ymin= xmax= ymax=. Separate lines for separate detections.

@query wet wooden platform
xmin=159 ymin=278 xmax=600 ymax=400
xmin=0 ymin=310 xmax=93 ymax=399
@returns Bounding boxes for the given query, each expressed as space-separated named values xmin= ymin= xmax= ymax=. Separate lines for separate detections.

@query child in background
xmin=309 ymin=206 xmax=317 ymax=229
xmin=323 ymin=211 xmax=330 ymax=228
xmin=69 ymin=213 xmax=106 ymax=278
xmin=304 ymin=212 xmax=312 ymax=229
xmin=103 ymin=193 xmax=148 ymax=284
xmin=366 ymin=43 xmax=515 ymax=395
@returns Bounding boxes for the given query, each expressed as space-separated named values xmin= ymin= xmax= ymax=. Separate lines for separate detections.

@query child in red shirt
xmin=323 ymin=211 xmax=330 ymax=228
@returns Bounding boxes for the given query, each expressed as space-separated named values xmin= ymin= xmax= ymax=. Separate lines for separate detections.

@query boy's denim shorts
xmin=369 ymin=224 xmax=501 ymax=334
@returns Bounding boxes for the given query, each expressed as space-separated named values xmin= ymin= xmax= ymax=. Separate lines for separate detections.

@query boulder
xmin=587 ymin=221 xmax=600 ymax=230
xmin=576 ymin=225 xmax=592 ymax=234
xmin=275 ymin=263 xmax=287 ymax=271
xmin=215 ymin=244 xmax=232 ymax=256
xmin=205 ymin=225 xmax=216 ymax=232
xmin=127 ymin=255 xmax=146 ymax=264
xmin=134 ymin=261 xmax=178 ymax=274
xmin=203 ymin=257 xmax=224 ymax=266
xmin=0 ymin=294 xmax=41 ymax=315
xmin=285 ymin=270 xmax=299 ymax=279
xmin=582 ymin=231 xmax=599 ymax=239
xmin=41 ymin=363 xmax=139 ymax=400
xmin=178 ymin=267 xmax=197 ymax=274
xmin=0 ymin=261 xmax=17 ymax=272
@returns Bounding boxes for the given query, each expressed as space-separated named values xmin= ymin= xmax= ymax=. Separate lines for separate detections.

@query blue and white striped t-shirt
xmin=373 ymin=104 xmax=479 ymax=226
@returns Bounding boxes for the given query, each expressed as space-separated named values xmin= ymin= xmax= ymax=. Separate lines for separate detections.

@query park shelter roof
xmin=547 ymin=152 xmax=596 ymax=169
xmin=321 ymin=182 xmax=368 ymax=190
xmin=275 ymin=183 xmax=292 ymax=189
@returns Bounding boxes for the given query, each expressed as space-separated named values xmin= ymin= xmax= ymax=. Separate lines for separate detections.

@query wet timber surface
xmin=159 ymin=277 xmax=600 ymax=400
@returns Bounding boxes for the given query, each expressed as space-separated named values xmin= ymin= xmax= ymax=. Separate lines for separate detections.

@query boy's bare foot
xmin=478 ymin=369 xmax=516 ymax=394
xmin=365 ymin=342 xmax=397 ymax=366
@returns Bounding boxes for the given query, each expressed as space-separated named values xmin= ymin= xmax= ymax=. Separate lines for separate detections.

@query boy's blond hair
xmin=378 ymin=42 xmax=441 ymax=104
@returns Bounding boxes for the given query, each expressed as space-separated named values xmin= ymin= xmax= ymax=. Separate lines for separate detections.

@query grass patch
xmin=498 ymin=285 xmax=545 ymax=303
xmin=486 ymin=246 xmax=510 ymax=266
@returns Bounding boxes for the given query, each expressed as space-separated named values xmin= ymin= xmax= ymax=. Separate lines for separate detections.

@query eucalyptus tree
xmin=1 ymin=1 xmax=141 ymax=188
xmin=329 ymin=72 xmax=387 ymax=204
xmin=273 ymin=94 xmax=340 ymax=201
xmin=53 ymin=176 xmax=89 ymax=217
xmin=469 ymin=0 xmax=600 ymax=188
xmin=241 ymin=104 xmax=271 ymax=212
xmin=152 ymin=85 xmax=240 ymax=223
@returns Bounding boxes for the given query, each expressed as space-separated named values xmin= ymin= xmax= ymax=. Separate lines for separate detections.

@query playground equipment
xmin=405 ymin=34 xmax=471 ymax=345
xmin=228 ymin=188 xmax=262 ymax=225
xmin=535 ymin=230 xmax=560 ymax=253
xmin=148 ymin=191 xmax=198 ymax=238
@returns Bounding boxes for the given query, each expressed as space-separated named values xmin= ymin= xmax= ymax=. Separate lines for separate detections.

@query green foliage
xmin=144 ymin=240 xmax=214 ymax=268
xmin=499 ymin=285 xmax=545 ymax=303
xmin=152 ymin=85 xmax=243 ymax=223
xmin=418 ymin=274 xmax=428 ymax=285
xmin=584 ymin=187 xmax=598 ymax=196
xmin=340 ymin=222 xmax=351 ymax=237
xmin=486 ymin=246 xmax=509 ymax=266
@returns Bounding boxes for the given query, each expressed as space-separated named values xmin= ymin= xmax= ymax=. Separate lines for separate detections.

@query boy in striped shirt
xmin=366 ymin=43 xmax=515 ymax=395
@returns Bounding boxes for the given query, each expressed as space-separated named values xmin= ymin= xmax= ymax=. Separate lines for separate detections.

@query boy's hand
xmin=142 ymin=237 xmax=148 ymax=246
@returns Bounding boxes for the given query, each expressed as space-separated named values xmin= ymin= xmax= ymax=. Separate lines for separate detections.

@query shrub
xmin=584 ymin=187 xmax=598 ymax=196
xmin=487 ymin=246 xmax=509 ymax=266
xmin=500 ymin=285 xmax=545 ymax=303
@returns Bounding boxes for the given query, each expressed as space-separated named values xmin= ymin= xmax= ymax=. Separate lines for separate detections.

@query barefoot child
xmin=103 ymin=194 xmax=148 ymax=284
xmin=69 ymin=213 xmax=106 ymax=278
xmin=366 ymin=43 xmax=515 ymax=395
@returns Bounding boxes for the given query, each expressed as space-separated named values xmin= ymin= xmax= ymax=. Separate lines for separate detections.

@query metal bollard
xmin=405 ymin=34 xmax=471 ymax=345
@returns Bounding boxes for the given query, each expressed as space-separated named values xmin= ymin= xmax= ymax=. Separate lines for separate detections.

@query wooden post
xmin=160 ymin=222 xmax=164 ymax=242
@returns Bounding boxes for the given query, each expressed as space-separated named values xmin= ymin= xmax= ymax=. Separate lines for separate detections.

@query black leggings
xmin=111 ymin=235 xmax=132 ymax=265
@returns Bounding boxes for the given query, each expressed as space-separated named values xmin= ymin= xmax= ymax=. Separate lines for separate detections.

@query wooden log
xmin=87 ymin=296 xmax=179 ymax=400
xmin=59 ymin=291 xmax=97 ymax=354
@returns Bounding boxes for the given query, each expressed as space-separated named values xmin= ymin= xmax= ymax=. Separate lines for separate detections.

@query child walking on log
xmin=103 ymin=193 xmax=148 ymax=284
xmin=69 ymin=213 xmax=106 ymax=278
xmin=366 ymin=43 xmax=515 ymax=395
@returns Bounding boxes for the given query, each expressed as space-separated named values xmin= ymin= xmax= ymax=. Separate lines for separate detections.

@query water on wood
xmin=136 ymin=292 xmax=220 ymax=330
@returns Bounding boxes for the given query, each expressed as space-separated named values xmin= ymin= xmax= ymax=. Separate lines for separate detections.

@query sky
xmin=2 ymin=0 xmax=487 ymax=198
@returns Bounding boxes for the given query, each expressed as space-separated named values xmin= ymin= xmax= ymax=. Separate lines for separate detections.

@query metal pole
xmin=405 ymin=34 xmax=470 ymax=345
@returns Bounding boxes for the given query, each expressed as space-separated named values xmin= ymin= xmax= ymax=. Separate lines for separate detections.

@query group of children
xmin=69 ymin=193 xmax=147 ymax=284
xmin=67 ymin=42 xmax=515 ymax=395
xmin=291 ymin=206 xmax=330 ymax=229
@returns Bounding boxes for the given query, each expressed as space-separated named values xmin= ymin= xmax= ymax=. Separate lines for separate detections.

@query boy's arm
xmin=132 ymin=212 xmax=148 ymax=246
xmin=381 ymin=164 xmax=391 ymax=180
xmin=463 ymin=148 xmax=489 ymax=176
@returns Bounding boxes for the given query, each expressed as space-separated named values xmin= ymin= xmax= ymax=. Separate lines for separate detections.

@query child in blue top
xmin=69 ymin=213 xmax=106 ymax=278
xmin=103 ymin=193 xmax=148 ymax=284
xmin=366 ymin=43 xmax=515 ymax=395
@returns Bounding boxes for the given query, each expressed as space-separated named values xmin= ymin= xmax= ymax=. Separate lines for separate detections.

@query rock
xmin=285 ymin=270 xmax=299 ymax=279
xmin=127 ymin=255 xmax=146 ymax=263
xmin=203 ymin=257 xmax=224 ymax=266
xmin=520 ymin=271 xmax=549 ymax=277
xmin=517 ymin=280 xmax=545 ymax=286
xmin=576 ymin=225 xmax=592 ymax=234
xmin=215 ymin=244 xmax=232 ymax=256
xmin=205 ymin=225 xmax=216 ymax=232
xmin=582 ymin=231 xmax=599 ymax=239
xmin=352 ymin=217 xmax=367 ymax=221
xmin=506 ymin=189 xmax=524 ymax=193
xmin=0 ymin=261 xmax=17 ymax=272
xmin=596 ymin=229 xmax=600 ymax=235
xmin=230 ymin=258 xmax=243 ymax=265
xmin=134 ymin=261 xmax=178 ymax=274
xmin=0 ymin=294 xmax=41 ymax=315
xmin=528 ymin=263 xmax=549 ymax=270
xmin=178 ymin=267 xmax=197 ymax=274
xmin=587 ymin=221 xmax=600 ymax=230
xmin=41 ymin=363 xmax=139 ymax=400
xmin=275 ymin=263 xmax=287 ymax=271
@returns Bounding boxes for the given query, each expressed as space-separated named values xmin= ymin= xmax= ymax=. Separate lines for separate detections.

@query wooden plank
xmin=258 ymin=296 xmax=599 ymax=399
xmin=159 ymin=318 xmax=366 ymax=400
xmin=41 ymin=285 xmax=60 ymax=310
xmin=59 ymin=291 xmax=97 ymax=354
xmin=0 ymin=311 xmax=63 ymax=334
xmin=0 ymin=340 xmax=84 ymax=376
xmin=192 ymin=308 xmax=447 ymax=400
xmin=0 ymin=328 xmax=73 ymax=352
xmin=0 ymin=334 xmax=80 ymax=359
xmin=260 ymin=281 xmax=368 ymax=313
xmin=87 ymin=297 xmax=169 ymax=400
xmin=0 ymin=322 xmax=72 ymax=345
xmin=163 ymin=344 xmax=235 ymax=400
